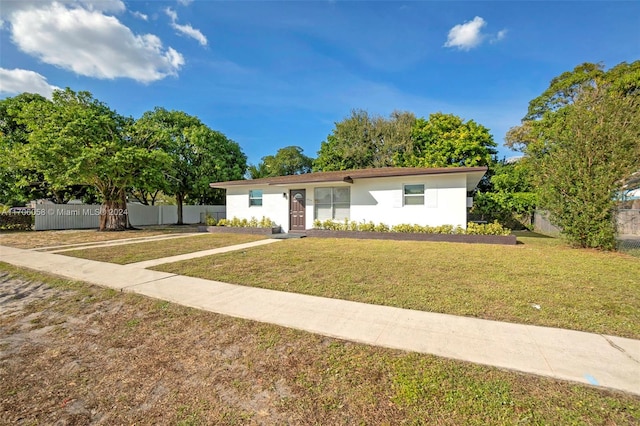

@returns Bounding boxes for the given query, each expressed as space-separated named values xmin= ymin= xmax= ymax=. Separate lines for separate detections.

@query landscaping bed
xmin=198 ymin=225 xmax=282 ymax=235
xmin=305 ymin=229 xmax=517 ymax=245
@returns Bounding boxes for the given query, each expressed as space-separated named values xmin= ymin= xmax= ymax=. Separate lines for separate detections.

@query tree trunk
xmin=99 ymin=196 xmax=129 ymax=231
xmin=176 ymin=192 xmax=184 ymax=225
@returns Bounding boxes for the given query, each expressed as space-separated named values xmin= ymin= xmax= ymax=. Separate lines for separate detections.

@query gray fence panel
xmin=34 ymin=205 xmax=100 ymax=231
xmin=534 ymin=209 xmax=640 ymax=237
xmin=127 ymin=204 xmax=160 ymax=227
xmin=34 ymin=204 xmax=226 ymax=230
xmin=618 ymin=209 xmax=640 ymax=236
xmin=532 ymin=210 xmax=561 ymax=237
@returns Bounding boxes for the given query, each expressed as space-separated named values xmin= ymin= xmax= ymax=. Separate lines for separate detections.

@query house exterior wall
xmin=226 ymin=185 xmax=291 ymax=231
xmin=348 ymin=174 xmax=468 ymax=228
xmin=225 ymin=173 xmax=471 ymax=233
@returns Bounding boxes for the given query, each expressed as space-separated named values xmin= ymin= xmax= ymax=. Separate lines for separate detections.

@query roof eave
xmin=210 ymin=166 xmax=488 ymax=188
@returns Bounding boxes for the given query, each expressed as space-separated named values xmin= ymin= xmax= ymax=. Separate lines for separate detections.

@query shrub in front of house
xmin=313 ymin=219 xmax=510 ymax=236
xmin=205 ymin=214 xmax=217 ymax=226
xmin=216 ymin=216 xmax=277 ymax=228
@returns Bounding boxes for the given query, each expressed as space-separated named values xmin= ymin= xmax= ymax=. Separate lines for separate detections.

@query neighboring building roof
xmin=210 ymin=166 xmax=488 ymax=191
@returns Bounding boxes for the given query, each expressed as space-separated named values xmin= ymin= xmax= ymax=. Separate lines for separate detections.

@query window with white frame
xmin=314 ymin=187 xmax=350 ymax=220
xmin=249 ymin=189 xmax=263 ymax=206
xmin=403 ymin=184 xmax=425 ymax=205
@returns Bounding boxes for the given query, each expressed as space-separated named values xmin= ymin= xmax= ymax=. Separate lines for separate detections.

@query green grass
xmin=0 ymin=228 xmax=187 ymax=249
xmin=62 ymin=234 xmax=266 ymax=264
xmin=1 ymin=262 xmax=638 ymax=425
xmin=154 ymin=233 xmax=640 ymax=339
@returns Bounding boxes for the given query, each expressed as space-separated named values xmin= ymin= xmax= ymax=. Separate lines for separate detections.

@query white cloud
xmin=444 ymin=16 xmax=486 ymax=51
xmin=172 ymin=22 xmax=208 ymax=46
xmin=492 ymin=29 xmax=508 ymax=44
xmin=165 ymin=8 xmax=179 ymax=22
xmin=444 ymin=16 xmax=507 ymax=51
xmin=0 ymin=68 xmax=61 ymax=98
xmin=165 ymin=8 xmax=207 ymax=46
xmin=5 ymin=2 xmax=184 ymax=83
xmin=0 ymin=0 xmax=125 ymax=17
xmin=131 ymin=10 xmax=148 ymax=21
xmin=177 ymin=0 xmax=194 ymax=5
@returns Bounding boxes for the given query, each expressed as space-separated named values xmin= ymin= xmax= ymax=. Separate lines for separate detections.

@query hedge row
xmin=313 ymin=219 xmax=511 ymax=236
xmin=0 ymin=213 xmax=34 ymax=231
xmin=207 ymin=216 xmax=277 ymax=228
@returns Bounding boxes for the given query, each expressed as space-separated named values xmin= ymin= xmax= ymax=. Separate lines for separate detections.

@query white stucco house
xmin=210 ymin=166 xmax=487 ymax=233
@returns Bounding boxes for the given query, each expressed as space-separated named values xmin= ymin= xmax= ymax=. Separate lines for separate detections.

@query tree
xmin=0 ymin=93 xmax=67 ymax=205
xmin=534 ymin=86 xmax=640 ymax=249
xmin=16 ymin=88 xmax=169 ymax=231
xmin=184 ymin=124 xmax=247 ymax=206
xmin=248 ymin=146 xmax=313 ymax=178
xmin=314 ymin=110 xmax=416 ymax=171
xmin=506 ymin=61 xmax=640 ymax=153
xmin=471 ymin=159 xmax=538 ymax=229
xmin=505 ymin=61 xmax=640 ymax=249
xmin=399 ymin=112 xmax=497 ymax=168
xmin=133 ymin=107 xmax=246 ymax=224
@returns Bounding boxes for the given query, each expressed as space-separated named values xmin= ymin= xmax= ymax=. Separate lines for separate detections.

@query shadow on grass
xmin=512 ymin=230 xmax=555 ymax=239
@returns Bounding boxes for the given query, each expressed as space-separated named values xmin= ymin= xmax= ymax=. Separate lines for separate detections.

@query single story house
xmin=210 ymin=166 xmax=487 ymax=233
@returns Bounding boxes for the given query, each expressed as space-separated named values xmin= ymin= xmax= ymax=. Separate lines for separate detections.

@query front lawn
xmin=62 ymin=234 xmax=266 ymax=264
xmin=154 ymin=233 xmax=640 ymax=338
xmin=0 ymin=226 xmax=197 ymax=249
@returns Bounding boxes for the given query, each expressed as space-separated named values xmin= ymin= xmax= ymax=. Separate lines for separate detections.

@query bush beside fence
xmin=0 ymin=213 xmax=34 ymax=231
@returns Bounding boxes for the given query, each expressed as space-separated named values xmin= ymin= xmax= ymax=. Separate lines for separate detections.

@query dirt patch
xmin=1 ymin=267 xmax=638 ymax=425
xmin=0 ymin=271 xmax=303 ymax=425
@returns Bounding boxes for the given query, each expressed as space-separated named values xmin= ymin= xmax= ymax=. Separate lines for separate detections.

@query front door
xmin=289 ymin=189 xmax=306 ymax=231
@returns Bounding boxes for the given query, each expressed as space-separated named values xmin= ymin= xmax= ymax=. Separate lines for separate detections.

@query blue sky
xmin=1 ymin=1 xmax=639 ymax=167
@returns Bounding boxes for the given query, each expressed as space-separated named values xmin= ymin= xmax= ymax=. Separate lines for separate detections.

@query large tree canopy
xmin=0 ymin=93 xmax=89 ymax=205
xmin=314 ymin=110 xmax=496 ymax=171
xmin=14 ymin=88 xmax=169 ymax=230
xmin=506 ymin=61 xmax=640 ymax=153
xmin=132 ymin=107 xmax=246 ymax=223
xmin=314 ymin=110 xmax=416 ymax=171
xmin=399 ymin=113 xmax=497 ymax=168
xmin=506 ymin=61 xmax=640 ymax=249
xmin=248 ymin=146 xmax=313 ymax=179
xmin=535 ymin=86 xmax=640 ymax=249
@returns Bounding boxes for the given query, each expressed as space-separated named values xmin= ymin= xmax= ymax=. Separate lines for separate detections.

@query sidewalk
xmin=1 ymin=243 xmax=639 ymax=396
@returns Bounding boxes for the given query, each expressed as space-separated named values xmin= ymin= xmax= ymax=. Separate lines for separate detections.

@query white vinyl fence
xmin=34 ymin=204 xmax=225 ymax=231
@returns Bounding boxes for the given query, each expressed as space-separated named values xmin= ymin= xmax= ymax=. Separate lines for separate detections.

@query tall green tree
xmin=185 ymin=124 xmax=247 ymax=206
xmin=314 ymin=110 xmax=416 ymax=171
xmin=534 ymin=86 xmax=640 ymax=249
xmin=506 ymin=61 xmax=640 ymax=153
xmin=472 ymin=159 xmax=538 ymax=229
xmin=133 ymin=107 xmax=246 ymax=223
xmin=506 ymin=61 xmax=640 ymax=249
xmin=15 ymin=88 xmax=169 ymax=230
xmin=0 ymin=93 xmax=67 ymax=205
xmin=249 ymin=146 xmax=313 ymax=178
xmin=399 ymin=113 xmax=497 ymax=168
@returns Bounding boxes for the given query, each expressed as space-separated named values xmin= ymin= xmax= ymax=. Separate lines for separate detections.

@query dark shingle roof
xmin=210 ymin=166 xmax=487 ymax=188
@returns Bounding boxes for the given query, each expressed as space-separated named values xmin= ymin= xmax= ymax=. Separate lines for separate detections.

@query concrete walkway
xmin=125 ymin=239 xmax=282 ymax=269
xmin=1 ymin=243 xmax=639 ymax=396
